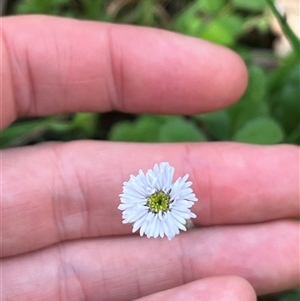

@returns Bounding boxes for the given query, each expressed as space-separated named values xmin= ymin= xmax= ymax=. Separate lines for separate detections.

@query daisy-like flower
xmin=118 ymin=162 xmax=198 ymax=240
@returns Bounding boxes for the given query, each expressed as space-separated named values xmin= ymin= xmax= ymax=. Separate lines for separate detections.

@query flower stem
xmin=265 ymin=0 xmax=300 ymax=57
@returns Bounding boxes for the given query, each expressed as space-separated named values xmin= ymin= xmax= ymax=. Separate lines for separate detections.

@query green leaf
xmin=269 ymin=62 xmax=300 ymax=134
xmin=198 ymin=0 xmax=226 ymax=14
xmin=243 ymin=65 xmax=267 ymax=103
xmin=108 ymin=115 xmax=160 ymax=142
xmin=14 ymin=0 xmax=69 ymax=15
xmin=285 ymin=125 xmax=300 ymax=144
xmin=71 ymin=113 xmax=98 ymax=137
xmin=233 ymin=117 xmax=284 ymax=144
xmin=268 ymin=53 xmax=300 ymax=94
xmin=108 ymin=115 xmax=208 ymax=142
xmin=276 ymin=287 xmax=300 ymax=301
xmin=195 ymin=110 xmax=231 ymax=140
xmin=272 ymin=83 xmax=300 ymax=133
xmin=172 ymin=0 xmax=228 ymax=37
xmin=0 ymin=117 xmax=58 ymax=148
xmin=1 ymin=122 xmax=41 ymax=147
xmin=108 ymin=121 xmax=139 ymax=142
xmin=232 ymin=0 xmax=266 ymax=11
xmin=228 ymin=65 xmax=269 ymax=132
xmin=146 ymin=115 xmax=177 ymax=125
xmin=172 ymin=4 xmax=204 ymax=37
xmin=134 ymin=116 xmax=161 ymax=142
xmin=159 ymin=117 xmax=206 ymax=142
xmin=200 ymin=15 xmax=244 ymax=46
xmin=81 ymin=0 xmax=106 ymax=20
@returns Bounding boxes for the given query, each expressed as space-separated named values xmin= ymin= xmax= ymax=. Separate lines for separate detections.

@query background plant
xmin=2 ymin=1 xmax=299 ymax=299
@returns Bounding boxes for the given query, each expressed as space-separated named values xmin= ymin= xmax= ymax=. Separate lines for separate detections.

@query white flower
xmin=118 ymin=162 xmax=198 ymax=240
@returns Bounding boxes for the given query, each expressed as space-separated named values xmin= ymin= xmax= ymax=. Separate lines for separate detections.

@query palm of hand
xmin=2 ymin=15 xmax=299 ymax=301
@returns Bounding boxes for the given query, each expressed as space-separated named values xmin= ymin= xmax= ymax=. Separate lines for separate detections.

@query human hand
xmin=1 ymin=15 xmax=299 ymax=301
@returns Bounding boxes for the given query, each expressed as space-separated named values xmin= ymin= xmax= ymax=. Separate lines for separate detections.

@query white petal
xmin=173 ymin=200 xmax=195 ymax=208
xmin=170 ymin=215 xmax=187 ymax=231
xmin=130 ymin=181 xmax=147 ymax=195
xmin=153 ymin=216 xmax=161 ymax=238
xmin=162 ymin=218 xmax=171 ymax=238
xmin=170 ymin=210 xmax=187 ymax=224
xmin=140 ymin=219 xmax=149 ymax=236
xmin=125 ymin=208 xmax=148 ymax=223
xmin=159 ymin=221 xmax=165 ymax=238
xmin=189 ymin=212 xmax=197 ymax=219
xmin=164 ymin=212 xmax=176 ymax=239
xmin=151 ymin=215 xmax=159 ymax=238
xmin=132 ymin=212 xmax=149 ymax=232
xmin=171 ymin=210 xmax=194 ymax=220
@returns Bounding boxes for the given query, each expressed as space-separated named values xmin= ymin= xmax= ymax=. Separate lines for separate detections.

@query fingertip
xmin=134 ymin=276 xmax=257 ymax=301
xmin=191 ymin=276 xmax=257 ymax=301
xmin=225 ymin=276 xmax=257 ymax=301
xmin=212 ymin=47 xmax=249 ymax=109
xmin=110 ymin=25 xmax=249 ymax=114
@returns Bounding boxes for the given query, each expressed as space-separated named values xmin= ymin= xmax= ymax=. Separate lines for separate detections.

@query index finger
xmin=1 ymin=15 xmax=247 ymax=128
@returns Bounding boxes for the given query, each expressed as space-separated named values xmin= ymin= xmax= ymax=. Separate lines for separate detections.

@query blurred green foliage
xmin=109 ymin=115 xmax=207 ymax=142
xmin=2 ymin=0 xmax=299 ymax=148
xmin=1 ymin=0 xmax=299 ymax=299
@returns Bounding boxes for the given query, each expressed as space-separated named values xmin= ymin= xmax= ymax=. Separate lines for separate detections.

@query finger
xmin=1 ymin=15 xmax=247 ymax=128
xmin=2 ymin=142 xmax=299 ymax=256
xmin=134 ymin=276 xmax=256 ymax=301
xmin=2 ymin=221 xmax=299 ymax=301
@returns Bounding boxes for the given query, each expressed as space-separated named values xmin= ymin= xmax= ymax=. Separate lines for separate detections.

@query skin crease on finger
xmin=134 ymin=276 xmax=257 ymax=301
xmin=0 ymin=37 xmax=16 ymax=127
xmin=0 ymin=15 xmax=248 ymax=128
xmin=2 ymin=221 xmax=299 ymax=301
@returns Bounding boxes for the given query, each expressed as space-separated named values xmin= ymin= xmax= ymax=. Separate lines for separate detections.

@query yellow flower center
xmin=147 ymin=190 xmax=170 ymax=213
